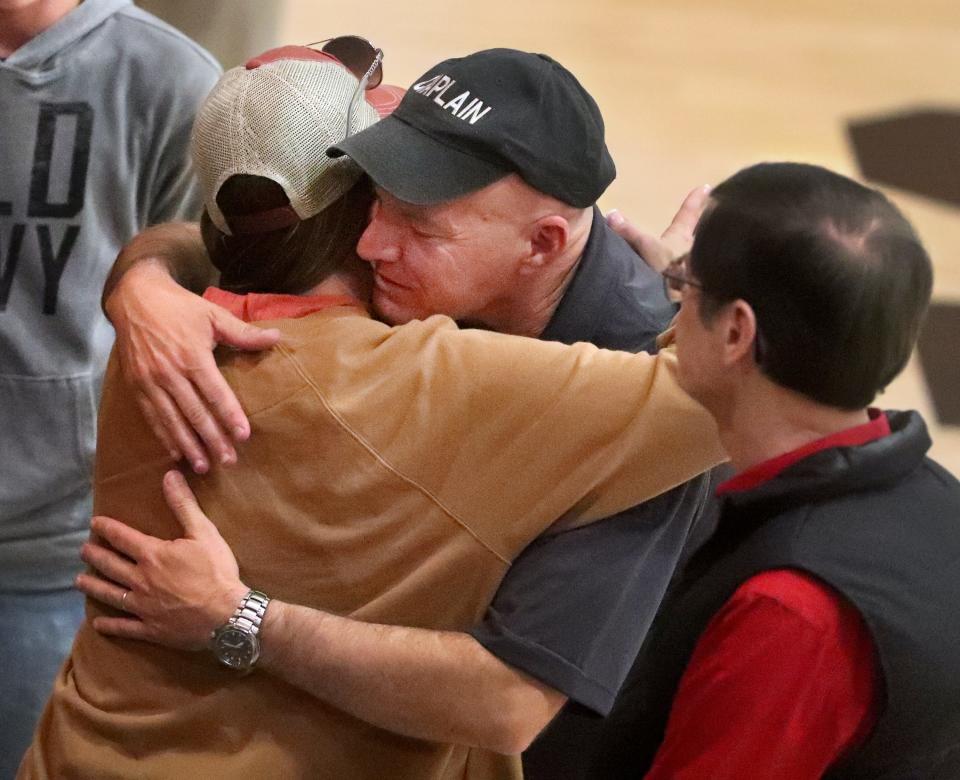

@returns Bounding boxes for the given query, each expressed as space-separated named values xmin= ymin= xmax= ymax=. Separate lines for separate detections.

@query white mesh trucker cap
xmin=191 ymin=46 xmax=403 ymax=235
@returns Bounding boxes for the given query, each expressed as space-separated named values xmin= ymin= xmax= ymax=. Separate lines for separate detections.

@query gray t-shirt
xmin=0 ymin=0 xmax=220 ymax=590
xmin=469 ymin=209 xmax=722 ymax=779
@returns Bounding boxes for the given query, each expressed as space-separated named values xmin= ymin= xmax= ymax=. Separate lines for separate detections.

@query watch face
xmin=215 ymin=627 xmax=258 ymax=670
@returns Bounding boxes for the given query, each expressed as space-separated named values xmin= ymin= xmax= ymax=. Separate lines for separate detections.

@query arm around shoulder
xmin=413 ymin=327 xmax=725 ymax=536
xmin=101 ymin=221 xmax=211 ymax=312
xmin=101 ymin=223 xmax=279 ymax=471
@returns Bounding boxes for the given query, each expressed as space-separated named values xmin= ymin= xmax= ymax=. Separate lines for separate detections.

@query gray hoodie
xmin=0 ymin=0 xmax=220 ymax=590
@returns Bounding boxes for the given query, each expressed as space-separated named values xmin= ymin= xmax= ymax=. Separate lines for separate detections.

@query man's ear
xmin=722 ymin=299 xmax=759 ymax=367
xmin=518 ymin=216 xmax=569 ymax=276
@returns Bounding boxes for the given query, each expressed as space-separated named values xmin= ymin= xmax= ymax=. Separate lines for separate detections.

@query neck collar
xmin=718 ymin=409 xmax=891 ymax=495
xmin=203 ymin=287 xmax=368 ymax=323
xmin=719 ymin=410 xmax=930 ymax=513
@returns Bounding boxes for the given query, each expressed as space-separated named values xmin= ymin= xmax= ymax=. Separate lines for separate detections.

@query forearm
xmin=102 ymin=221 xmax=212 ymax=312
xmin=83 ymin=484 xmax=565 ymax=752
xmin=259 ymin=601 xmax=565 ymax=754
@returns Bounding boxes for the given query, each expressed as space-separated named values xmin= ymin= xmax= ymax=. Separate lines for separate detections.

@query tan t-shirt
xmin=22 ymin=294 xmax=724 ymax=779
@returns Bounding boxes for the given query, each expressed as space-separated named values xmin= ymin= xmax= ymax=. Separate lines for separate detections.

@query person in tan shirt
xmin=20 ymin=45 xmax=722 ymax=779
xmin=85 ymin=44 xmax=716 ymax=772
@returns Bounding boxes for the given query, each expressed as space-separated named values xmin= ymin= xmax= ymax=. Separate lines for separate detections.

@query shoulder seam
xmin=275 ymin=343 xmax=511 ymax=565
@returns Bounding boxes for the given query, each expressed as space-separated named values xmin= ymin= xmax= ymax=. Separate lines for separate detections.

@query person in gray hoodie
xmin=0 ymin=0 xmax=219 ymax=772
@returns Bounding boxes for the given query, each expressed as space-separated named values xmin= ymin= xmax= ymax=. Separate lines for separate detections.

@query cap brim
xmin=329 ymin=116 xmax=508 ymax=205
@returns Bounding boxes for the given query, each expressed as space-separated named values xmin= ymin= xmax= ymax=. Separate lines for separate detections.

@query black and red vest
xmin=592 ymin=411 xmax=960 ymax=779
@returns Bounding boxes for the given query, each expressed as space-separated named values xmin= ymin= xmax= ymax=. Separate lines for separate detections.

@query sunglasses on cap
xmin=307 ymin=36 xmax=383 ymax=89
xmin=307 ymin=36 xmax=384 ymax=138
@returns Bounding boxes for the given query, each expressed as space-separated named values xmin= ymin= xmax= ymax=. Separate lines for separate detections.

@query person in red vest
xmin=595 ymin=161 xmax=960 ymax=779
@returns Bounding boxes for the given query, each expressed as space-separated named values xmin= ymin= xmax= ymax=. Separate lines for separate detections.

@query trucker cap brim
xmin=329 ymin=115 xmax=509 ymax=205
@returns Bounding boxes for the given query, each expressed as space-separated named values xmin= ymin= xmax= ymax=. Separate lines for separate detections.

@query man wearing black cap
xmin=100 ymin=48 xmax=712 ymax=776
xmin=326 ymin=49 xmax=686 ymax=350
xmin=333 ymin=49 xmax=615 ymax=209
xmin=324 ymin=51 xmax=715 ymax=775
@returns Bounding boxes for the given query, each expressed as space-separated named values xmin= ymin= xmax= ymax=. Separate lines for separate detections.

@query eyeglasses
xmin=663 ymin=255 xmax=769 ymax=364
xmin=307 ymin=36 xmax=384 ymax=140
xmin=661 ymin=253 xmax=704 ymax=293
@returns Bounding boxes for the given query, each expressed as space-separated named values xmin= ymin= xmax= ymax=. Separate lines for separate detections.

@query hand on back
xmin=105 ymin=260 xmax=281 ymax=472
xmin=77 ymin=470 xmax=247 ymax=651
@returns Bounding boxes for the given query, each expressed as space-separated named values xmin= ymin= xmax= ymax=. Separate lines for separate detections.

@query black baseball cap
xmin=328 ymin=48 xmax=616 ymax=207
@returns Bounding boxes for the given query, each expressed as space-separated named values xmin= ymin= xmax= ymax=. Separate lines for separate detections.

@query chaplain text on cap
xmin=330 ymin=48 xmax=616 ymax=207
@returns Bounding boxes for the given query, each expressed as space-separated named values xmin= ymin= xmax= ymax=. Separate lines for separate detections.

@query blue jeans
xmin=0 ymin=588 xmax=85 ymax=779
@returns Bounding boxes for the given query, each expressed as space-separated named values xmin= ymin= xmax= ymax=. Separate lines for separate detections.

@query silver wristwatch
xmin=211 ymin=589 xmax=270 ymax=673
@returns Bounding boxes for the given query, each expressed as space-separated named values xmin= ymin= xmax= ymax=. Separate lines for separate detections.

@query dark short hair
xmin=201 ymin=174 xmax=373 ymax=295
xmin=690 ymin=162 xmax=933 ymax=409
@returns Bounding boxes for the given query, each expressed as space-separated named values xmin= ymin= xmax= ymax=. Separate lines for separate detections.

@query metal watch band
xmin=229 ymin=589 xmax=270 ymax=636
